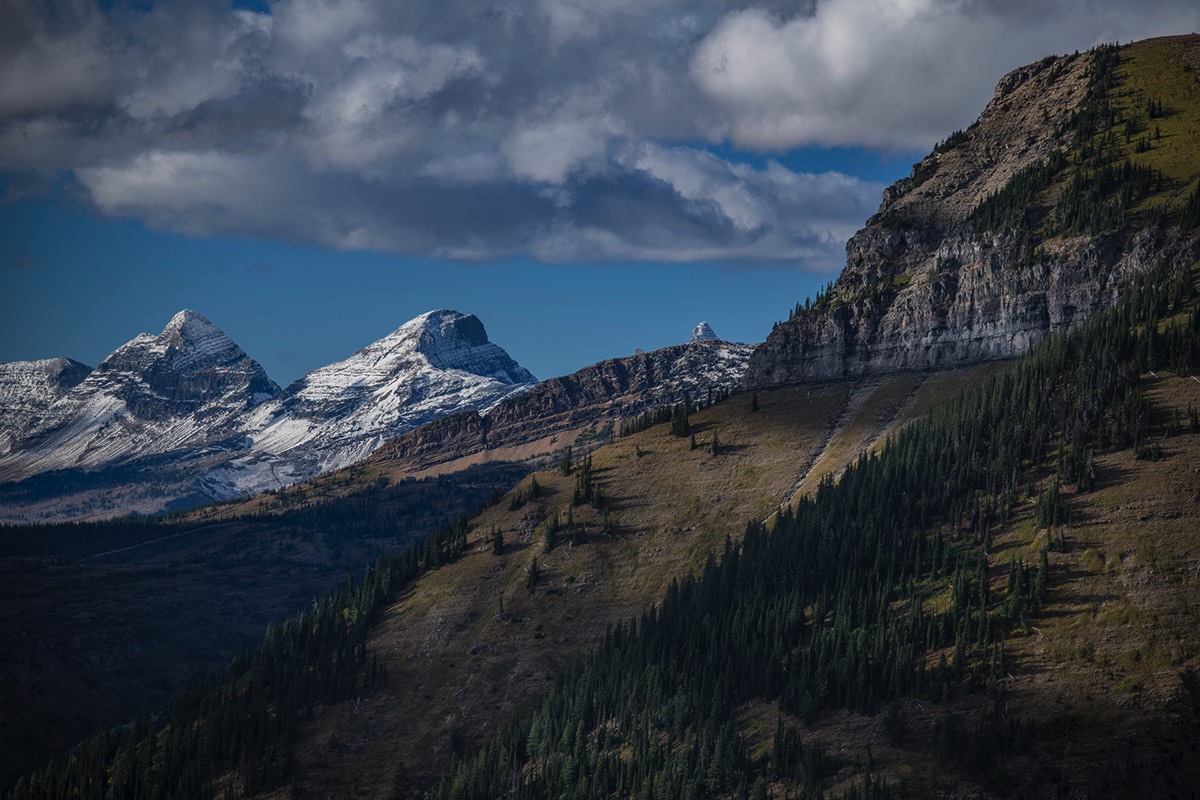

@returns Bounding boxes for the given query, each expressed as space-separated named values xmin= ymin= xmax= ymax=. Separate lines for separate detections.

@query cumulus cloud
xmin=690 ymin=0 xmax=1200 ymax=150
xmin=2 ymin=0 xmax=1198 ymax=266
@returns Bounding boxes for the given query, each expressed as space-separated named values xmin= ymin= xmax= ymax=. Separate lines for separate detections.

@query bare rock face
xmin=745 ymin=44 xmax=1200 ymax=387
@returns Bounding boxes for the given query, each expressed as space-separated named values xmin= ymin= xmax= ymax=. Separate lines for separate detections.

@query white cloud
xmin=3 ymin=0 xmax=1199 ymax=265
xmin=502 ymin=96 xmax=624 ymax=184
xmin=691 ymin=0 xmax=1200 ymax=150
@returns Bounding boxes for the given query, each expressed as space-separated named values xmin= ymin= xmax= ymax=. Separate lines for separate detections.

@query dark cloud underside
xmin=2 ymin=0 xmax=1197 ymax=265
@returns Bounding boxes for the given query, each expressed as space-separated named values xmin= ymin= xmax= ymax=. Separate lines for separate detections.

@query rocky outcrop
xmin=745 ymin=40 xmax=1200 ymax=387
xmin=376 ymin=340 xmax=753 ymax=473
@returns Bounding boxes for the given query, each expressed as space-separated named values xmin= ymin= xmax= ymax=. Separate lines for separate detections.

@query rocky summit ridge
xmin=746 ymin=36 xmax=1200 ymax=387
xmin=372 ymin=336 xmax=754 ymax=477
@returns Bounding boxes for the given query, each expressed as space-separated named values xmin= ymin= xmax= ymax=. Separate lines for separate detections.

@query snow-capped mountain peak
xmin=690 ymin=321 xmax=719 ymax=343
xmin=0 ymin=310 xmax=279 ymax=483
xmin=99 ymin=309 xmax=270 ymax=384
xmin=388 ymin=310 xmax=535 ymax=382
xmin=213 ymin=309 xmax=538 ymax=497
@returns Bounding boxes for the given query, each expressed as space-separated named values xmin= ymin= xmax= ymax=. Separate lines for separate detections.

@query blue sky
xmin=3 ymin=0 xmax=1198 ymax=385
xmin=1 ymin=180 xmax=905 ymax=384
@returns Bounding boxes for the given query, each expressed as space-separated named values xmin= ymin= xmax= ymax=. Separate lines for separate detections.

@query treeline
xmin=0 ymin=516 xmax=172 ymax=561
xmin=970 ymin=150 xmax=1068 ymax=234
xmin=787 ymin=281 xmax=838 ymax=322
xmin=617 ymin=388 xmax=730 ymax=439
xmin=1060 ymin=43 xmax=1121 ymax=147
xmin=4 ymin=513 xmax=479 ymax=800
xmin=971 ymin=42 xmax=1187 ymax=245
xmin=1051 ymin=158 xmax=1164 ymax=236
xmin=432 ymin=255 xmax=1198 ymax=798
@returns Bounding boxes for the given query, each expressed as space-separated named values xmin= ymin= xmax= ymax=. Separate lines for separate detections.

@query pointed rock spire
xmin=690 ymin=321 xmax=719 ymax=343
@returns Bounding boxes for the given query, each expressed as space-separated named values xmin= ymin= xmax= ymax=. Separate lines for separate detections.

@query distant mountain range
xmin=0 ymin=310 xmax=751 ymax=521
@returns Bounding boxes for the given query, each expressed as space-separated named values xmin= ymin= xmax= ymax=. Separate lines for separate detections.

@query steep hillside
xmin=249 ymin=370 xmax=989 ymax=797
xmin=423 ymin=256 xmax=1199 ymax=799
xmin=748 ymin=35 xmax=1200 ymax=386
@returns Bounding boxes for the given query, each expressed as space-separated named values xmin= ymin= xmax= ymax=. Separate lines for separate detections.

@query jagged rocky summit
xmin=690 ymin=321 xmax=719 ymax=343
xmin=207 ymin=310 xmax=538 ymax=496
xmin=0 ymin=310 xmax=279 ymax=483
xmin=745 ymin=38 xmax=1200 ymax=388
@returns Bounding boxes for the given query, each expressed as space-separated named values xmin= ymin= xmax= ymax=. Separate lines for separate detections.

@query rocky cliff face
xmin=746 ymin=39 xmax=1200 ymax=387
xmin=375 ymin=339 xmax=753 ymax=474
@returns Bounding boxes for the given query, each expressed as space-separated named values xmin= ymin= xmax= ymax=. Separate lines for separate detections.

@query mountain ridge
xmin=0 ymin=309 xmax=539 ymax=518
xmin=369 ymin=337 xmax=753 ymax=479
xmin=0 ymin=311 xmax=753 ymax=521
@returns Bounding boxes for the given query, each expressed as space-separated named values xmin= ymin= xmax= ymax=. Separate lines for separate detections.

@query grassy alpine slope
xmin=254 ymin=374 xmax=989 ymax=797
